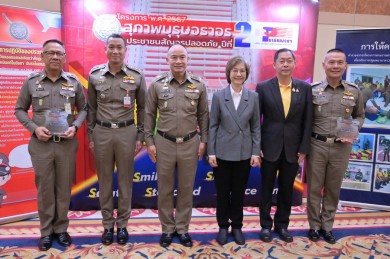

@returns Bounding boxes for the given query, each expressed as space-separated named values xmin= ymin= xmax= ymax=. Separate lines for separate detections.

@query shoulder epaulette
xmin=27 ymin=72 xmax=40 ymax=79
xmin=311 ymin=81 xmax=321 ymax=87
xmin=153 ymin=72 xmax=169 ymax=82
xmin=90 ymin=64 xmax=105 ymax=74
xmin=65 ymin=72 xmax=80 ymax=81
xmin=344 ymin=81 xmax=359 ymax=89
xmin=125 ymin=64 xmax=142 ymax=74
xmin=190 ymin=73 xmax=202 ymax=82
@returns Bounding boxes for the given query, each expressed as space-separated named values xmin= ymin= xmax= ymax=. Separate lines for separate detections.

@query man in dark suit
xmin=256 ymin=48 xmax=312 ymax=243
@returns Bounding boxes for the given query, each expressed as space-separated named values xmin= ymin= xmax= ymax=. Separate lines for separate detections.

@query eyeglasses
xmin=231 ymin=70 xmax=246 ymax=75
xmin=43 ymin=51 xmax=66 ymax=57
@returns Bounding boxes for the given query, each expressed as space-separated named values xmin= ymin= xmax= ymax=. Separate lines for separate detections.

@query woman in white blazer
xmin=208 ymin=56 xmax=261 ymax=245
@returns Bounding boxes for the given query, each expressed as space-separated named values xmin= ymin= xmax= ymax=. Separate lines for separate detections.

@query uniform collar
xmin=100 ymin=62 xmax=129 ymax=76
xmin=167 ymin=71 xmax=192 ymax=84
xmin=40 ymin=70 xmax=68 ymax=82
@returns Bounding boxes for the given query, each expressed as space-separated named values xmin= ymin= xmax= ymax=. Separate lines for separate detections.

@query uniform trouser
xmin=306 ymin=138 xmax=351 ymax=231
xmin=213 ymin=158 xmax=251 ymax=229
xmin=260 ymin=149 xmax=299 ymax=230
xmin=28 ymin=136 xmax=78 ymax=236
xmin=155 ymin=133 xmax=199 ymax=234
xmin=93 ymin=124 xmax=137 ymax=229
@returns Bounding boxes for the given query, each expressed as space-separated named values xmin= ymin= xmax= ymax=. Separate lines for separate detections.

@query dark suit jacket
xmin=208 ymin=86 xmax=261 ymax=161
xmin=256 ymin=77 xmax=313 ymax=163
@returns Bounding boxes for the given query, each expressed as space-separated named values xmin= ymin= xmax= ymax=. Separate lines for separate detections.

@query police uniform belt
xmin=157 ymin=130 xmax=197 ymax=143
xmin=312 ymin=132 xmax=341 ymax=143
xmin=96 ymin=119 xmax=134 ymax=129
xmin=32 ymin=134 xmax=67 ymax=143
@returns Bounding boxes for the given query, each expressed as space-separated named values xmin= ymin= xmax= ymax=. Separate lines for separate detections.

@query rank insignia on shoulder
xmin=190 ymin=74 xmax=202 ymax=81
xmin=28 ymin=72 xmax=40 ymax=79
xmin=187 ymin=84 xmax=197 ymax=89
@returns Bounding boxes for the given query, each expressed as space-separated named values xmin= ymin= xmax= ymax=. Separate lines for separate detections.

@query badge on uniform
xmin=124 ymin=90 xmax=131 ymax=108
xmin=64 ymin=100 xmax=72 ymax=115
xmin=187 ymin=85 xmax=197 ymax=89
xmin=292 ymin=88 xmax=299 ymax=93
xmin=123 ymin=75 xmax=135 ymax=84
xmin=36 ymin=80 xmax=44 ymax=91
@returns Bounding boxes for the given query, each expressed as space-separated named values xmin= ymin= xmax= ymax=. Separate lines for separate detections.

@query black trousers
xmin=214 ymin=158 xmax=251 ymax=229
xmin=260 ymin=150 xmax=299 ymax=230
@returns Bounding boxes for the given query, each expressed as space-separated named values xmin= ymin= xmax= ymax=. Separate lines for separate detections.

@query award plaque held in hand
xmin=44 ymin=110 xmax=69 ymax=135
xmin=336 ymin=117 xmax=359 ymax=140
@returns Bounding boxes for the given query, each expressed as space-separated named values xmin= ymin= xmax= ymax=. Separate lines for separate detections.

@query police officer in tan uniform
xmin=307 ymin=48 xmax=364 ymax=244
xmin=87 ymin=34 xmax=146 ymax=245
xmin=15 ymin=39 xmax=87 ymax=251
xmin=144 ymin=44 xmax=209 ymax=248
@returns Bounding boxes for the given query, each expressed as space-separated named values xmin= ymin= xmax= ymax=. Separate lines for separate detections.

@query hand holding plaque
xmin=44 ymin=110 xmax=69 ymax=136
xmin=336 ymin=117 xmax=359 ymax=140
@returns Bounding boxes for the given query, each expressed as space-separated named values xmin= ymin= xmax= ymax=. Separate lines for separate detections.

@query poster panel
xmin=336 ymin=28 xmax=390 ymax=210
xmin=0 ymin=5 xmax=61 ymax=223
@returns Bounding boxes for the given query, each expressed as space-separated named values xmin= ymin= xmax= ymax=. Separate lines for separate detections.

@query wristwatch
xmin=72 ymin=124 xmax=78 ymax=133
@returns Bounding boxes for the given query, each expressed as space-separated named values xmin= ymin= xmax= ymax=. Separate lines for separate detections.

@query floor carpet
xmin=0 ymin=206 xmax=389 ymax=258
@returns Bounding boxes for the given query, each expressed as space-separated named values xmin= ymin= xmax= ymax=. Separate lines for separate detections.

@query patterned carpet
xmin=0 ymin=206 xmax=390 ymax=258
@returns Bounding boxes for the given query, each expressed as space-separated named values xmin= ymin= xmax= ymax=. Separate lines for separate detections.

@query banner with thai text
xmin=62 ymin=0 xmax=319 ymax=210
xmin=0 ymin=5 xmax=61 ymax=223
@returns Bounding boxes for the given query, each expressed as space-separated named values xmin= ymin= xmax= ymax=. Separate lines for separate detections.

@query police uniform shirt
xmin=311 ymin=79 xmax=365 ymax=136
xmin=144 ymin=72 xmax=209 ymax=146
xmin=87 ymin=63 xmax=146 ymax=142
xmin=15 ymin=70 xmax=87 ymax=133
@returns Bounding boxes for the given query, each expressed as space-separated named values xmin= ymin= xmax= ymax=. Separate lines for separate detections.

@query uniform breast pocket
xmin=120 ymin=83 xmax=137 ymax=100
xmin=312 ymin=95 xmax=330 ymax=116
xmin=95 ymin=84 xmax=111 ymax=103
xmin=60 ymin=89 xmax=76 ymax=107
xmin=340 ymin=99 xmax=356 ymax=117
xmin=32 ymin=91 xmax=50 ymax=111
xmin=158 ymin=93 xmax=175 ymax=112
xmin=184 ymin=92 xmax=200 ymax=113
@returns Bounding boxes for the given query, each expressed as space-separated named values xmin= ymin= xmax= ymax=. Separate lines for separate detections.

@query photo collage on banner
xmin=337 ymin=28 xmax=390 ymax=209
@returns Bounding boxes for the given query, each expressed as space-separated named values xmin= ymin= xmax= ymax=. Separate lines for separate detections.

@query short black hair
xmin=274 ymin=48 xmax=295 ymax=63
xmin=106 ymin=33 xmax=126 ymax=46
xmin=326 ymin=48 xmax=345 ymax=55
xmin=43 ymin=39 xmax=64 ymax=48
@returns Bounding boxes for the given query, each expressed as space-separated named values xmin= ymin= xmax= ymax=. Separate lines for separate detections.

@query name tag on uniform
xmin=124 ymin=96 xmax=131 ymax=108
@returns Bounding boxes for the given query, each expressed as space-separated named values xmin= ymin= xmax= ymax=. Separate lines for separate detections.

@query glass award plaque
xmin=44 ymin=110 xmax=69 ymax=135
xmin=336 ymin=117 xmax=359 ymax=140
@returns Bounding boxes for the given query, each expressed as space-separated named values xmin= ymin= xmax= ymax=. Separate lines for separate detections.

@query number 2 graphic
xmin=234 ymin=22 xmax=251 ymax=48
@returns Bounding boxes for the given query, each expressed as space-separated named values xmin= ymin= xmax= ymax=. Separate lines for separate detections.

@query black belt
xmin=312 ymin=132 xmax=341 ymax=143
xmin=96 ymin=119 xmax=134 ymax=129
xmin=32 ymin=134 xmax=66 ymax=143
xmin=157 ymin=130 xmax=197 ymax=143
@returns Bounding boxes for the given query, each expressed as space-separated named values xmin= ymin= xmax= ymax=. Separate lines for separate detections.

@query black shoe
xmin=216 ymin=228 xmax=228 ymax=245
xmin=54 ymin=232 xmax=72 ymax=246
xmin=319 ymin=229 xmax=336 ymax=244
xmin=260 ymin=228 xmax=272 ymax=242
xmin=177 ymin=232 xmax=193 ymax=247
xmin=232 ymin=229 xmax=245 ymax=245
xmin=101 ymin=228 xmax=114 ymax=245
xmin=117 ymin=228 xmax=129 ymax=245
xmin=38 ymin=235 xmax=53 ymax=251
xmin=275 ymin=228 xmax=293 ymax=243
xmin=307 ymin=229 xmax=320 ymax=242
xmin=160 ymin=233 xmax=174 ymax=248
